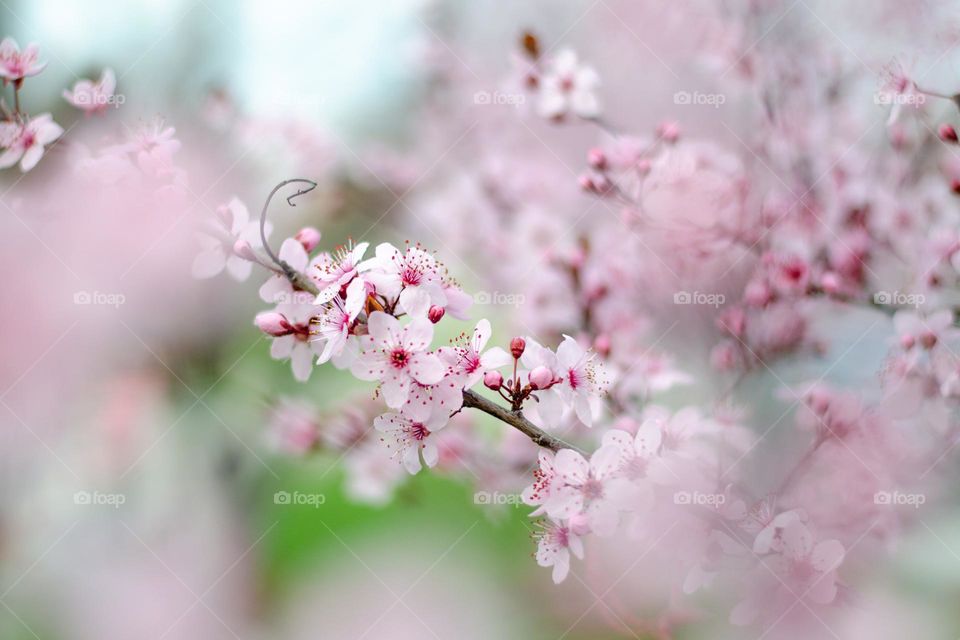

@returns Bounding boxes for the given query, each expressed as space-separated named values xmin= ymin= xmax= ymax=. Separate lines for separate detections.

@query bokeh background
xmin=2 ymin=0 xmax=960 ymax=638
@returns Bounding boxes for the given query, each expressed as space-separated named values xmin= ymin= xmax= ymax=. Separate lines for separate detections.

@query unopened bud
xmin=951 ymin=179 xmax=960 ymax=196
xmin=820 ymin=271 xmax=841 ymax=295
xmin=939 ymin=123 xmax=958 ymax=143
xmin=587 ymin=148 xmax=607 ymax=170
xmin=428 ymin=305 xmax=445 ymax=324
xmin=215 ymin=204 xmax=233 ymax=228
xmin=594 ymin=334 xmax=611 ymax=358
xmin=529 ymin=366 xmax=554 ymax=390
xmin=254 ymin=312 xmax=292 ymax=337
xmin=233 ymin=239 xmax=257 ymax=261
xmin=920 ymin=331 xmax=938 ymax=350
xmin=295 ymin=227 xmax=322 ymax=252
xmin=484 ymin=370 xmax=504 ymax=391
xmin=657 ymin=120 xmax=680 ymax=143
xmin=510 ymin=336 xmax=526 ymax=359
xmin=900 ymin=334 xmax=916 ymax=350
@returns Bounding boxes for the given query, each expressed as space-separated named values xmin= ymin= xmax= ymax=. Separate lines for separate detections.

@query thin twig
xmin=259 ymin=178 xmax=320 ymax=294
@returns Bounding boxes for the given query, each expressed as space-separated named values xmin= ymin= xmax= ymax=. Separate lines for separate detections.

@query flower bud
xmin=254 ymin=311 xmax=292 ymax=337
xmin=428 ymin=305 xmax=445 ymax=324
xmin=295 ymin=227 xmax=322 ymax=252
xmin=529 ymin=366 xmax=554 ymax=390
xmin=215 ymin=203 xmax=233 ymax=228
xmin=820 ymin=271 xmax=841 ymax=294
xmin=510 ymin=336 xmax=526 ymax=359
xmin=939 ymin=123 xmax=958 ymax=143
xmin=233 ymin=239 xmax=257 ymax=261
xmin=920 ymin=331 xmax=938 ymax=350
xmin=899 ymin=334 xmax=916 ymax=350
xmin=587 ymin=148 xmax=607 ymax=170
xmin=951 ymin=179 xmax=960 ymax=196
xmin=656 ymin=120 xmax=680 ymax=143
xmin=594 ymin=334 xmax=611 ymax=358
xmin=483 ymin=370 xmax=504 ymax=391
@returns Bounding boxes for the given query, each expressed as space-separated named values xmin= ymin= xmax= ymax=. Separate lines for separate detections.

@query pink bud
xmin=920 ymin=331 xmax=938 ymax=350
xmin=657 ymin=120 xmax=680 ymax=143
xmin=939 ymin=123 xmax=958 ymax=143
xmin=295 ymin=227 xmax=322 ymax=252
xmin=587 ymin=148 xmax=607 ymax=170
xmin=743 ymin=280 xmax=772 ymax=307
xmin=900 ymin=334 xmax=916 ymax=350
xmin=483 ymin=370 xmax=504 ymax=391
xmin=820 ymin=271 xmax=841 ymax=294
xmin=951 ymin=179 xmax=960 ymax=196
xmin=529 ymin=366 xmax=554 ymax=390
xmin=215 ymin=204 xmax=233 ymax=228
xmin=510 ymin=337 xmax=526 ymax=359
xmin=254 ymin=312 xmax=292 ymax=337
xmin=578 ymin=174 xmax=596 ymax=192
xmin=428 ymin=305 xmax=445 ymax=324
xmin=233 ymin=239 xmax=257 ymax=261
xmin=594 ymin=334 xmax=611 ymax=357
xmin=637 ymin=158 xmax=652 ymax=175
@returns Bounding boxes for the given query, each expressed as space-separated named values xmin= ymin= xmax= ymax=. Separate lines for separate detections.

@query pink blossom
xmin=0 ymin=114 xmax=62 ymax=172
xmin=193 ymin=197 xmax=268 ymax=281
xmin=365 ymin=242 xmax=446 ymax=316
xmin=374 ymin=410 xmax=449 ymax=474
xmin=313 ymin=277 xmax=365 ymax=366
xmin=264 ymin=294 xmax=323 ymax=382
xmin=0 ymin=38 xmax=46 ymax=83
xmin=62 ymin=68 xmax=116 ymax=113
xmin=313 ymin=240 xmax=369 ymax=304
xmin=351 ymin=311 xmax=446 ymax=408
xmin=266 ymin=398 xmax=320 ymax=455
xmin=437 ymin=318 xmax=511 ymax=388
xmin=534 ymin=517 xmax=585 ymax=583
xmin=543 ymin=446 xmax=626 ymax=536
xmin=537 ymin=49 xmax=601 ymax=119
xmin=554 ymin=335 xmax=610 ymax=427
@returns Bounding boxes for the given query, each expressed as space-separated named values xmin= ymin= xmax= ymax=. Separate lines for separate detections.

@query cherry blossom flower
xmin=543 ymin=446 xmax=628 ymax=536
xmin=313 ymin=240 xmax=370 ymax=304
xmin=351 ymin=312 xmax=446 ymax=408
xmin=62 ymin=68 xmax=116 ymax=113
xmin=0 ymin=114 xmax=63 ymax=172
xmin=374 ymin=410 xmax=449 ymax=474
xmin=259 ymin=237 xmax=319 ymax=303
xmin=522 ymin=449 xmax=557 ymax=516
xmin=534 ymin=517 xmax=585 ymax=583
xmin=192 ymin=197 xmax=269 ymax=281
xmin=313 ymin=277 xmax=365 ymax=367
xmin=438 ymin=318 xmax=511 ymax=388
xmin=892 ymin=309 xmax=954 ymax=351
xmin=266 ymin=397 xmax=320 ymax=455
xmin=537 ymin=49 xmax=601 ymax=119
xmin=401 ymin=374 xmax=465 ymax=423
xmin=365 ymin=242 xmax=446 ymax=316
xmin=128 ymin=119 xmax=180 ymax=175
xmin=0 ymin=38 xmax=46 ymax=83
xmin=257 ymin=294 xmax=322 ymax=382
xmin=601 ymin=420 xmax=674 ymax=483
xmin=554 ymin=335 xmax=610 ymax=427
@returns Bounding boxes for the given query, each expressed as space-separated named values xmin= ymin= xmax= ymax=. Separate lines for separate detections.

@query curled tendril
xmin=258 ymin=178 xmax=319 ymax=291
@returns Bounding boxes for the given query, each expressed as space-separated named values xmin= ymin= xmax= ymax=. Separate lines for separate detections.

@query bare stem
xmin=462 ymin=389 xmax=575 ymax=452
xmin=259 ymin=178 xmax=320 ymax=295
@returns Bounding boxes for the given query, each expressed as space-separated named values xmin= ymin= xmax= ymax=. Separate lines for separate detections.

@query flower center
xmin=582 ymin=477 xmax=604 ymax=501
xmin=400 ymin=266 xmax=422 ymax=286
xmin=568 ymin=367 xmax=581 ymax=390
xmin=409 ymin=422 xmax=430 ymax=441
xmin=390 ymin=347 xmax=410 ymax=369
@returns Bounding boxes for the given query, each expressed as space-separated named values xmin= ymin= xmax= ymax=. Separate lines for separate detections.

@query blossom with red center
xmin=554 ymin=335 xmax=610 ymax=427
xmin=366 ymin=242 xmax=446 ymax=317
xmin=534 ymin=517 xmax=584 ymax=584
xmin=0 ymin=114 xmax=63 ymax=172
xmin=351 ymin=311 xmax=446 ymax=408
xmin=438 ymin=318 xmax=511 ymax=388
xmin=313 ymin=240 xmax=370 ymax=305
xmin=374 ymin=410 xmax=449 ymax=474
xmin=0 ymin=38 xmax=46 ymax=84
xmin=543 ymin=445 xmax=629 ymax=536
xmin=537 ymin=49 xmax=601 ymax=120
xmin=313 ymin=277 xmax=365 ymax=367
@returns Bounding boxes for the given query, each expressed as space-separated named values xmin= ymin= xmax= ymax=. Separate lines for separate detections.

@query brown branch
xmin=462 ymin=389 xmax=572 ymax=452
